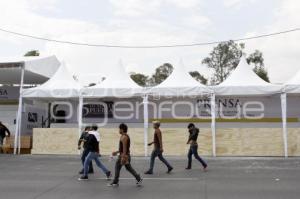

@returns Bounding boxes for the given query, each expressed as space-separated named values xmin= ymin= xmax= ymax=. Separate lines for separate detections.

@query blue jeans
xmin=83 ymin=152 xmax=109 ymax=176
xmin=187 ymin=145 xmax=207 ymax=168
xmin=148 ymin=149 xmax=173 ymax=173
xmin=80 ymin=149 xmax=93 ymax=173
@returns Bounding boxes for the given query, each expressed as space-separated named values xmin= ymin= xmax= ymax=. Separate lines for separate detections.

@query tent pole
xmin=78 ymin=95 xmax=83 ymax=155
xmin=281 ymin=93 xmax=288 ymax=158
xmin=14 ymin=64 xmax=25 ymax=155
xmin=211 ymin=93 xmax=216 ymax=157
xmin=143 ymin=95 xmax=149 ymax=157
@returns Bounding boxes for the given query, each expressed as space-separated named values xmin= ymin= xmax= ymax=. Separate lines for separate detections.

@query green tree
xmin=130 ymin=73 xmax=149 ymax=87
xmin=149 ymin=63 xmax=173 ymax=86
xmin=189 ymin=71 xmax=208 ymax=85
xmin=24 ymin=50 xmax=40 ymax=56
xmin=202 ymin=40 xmax=245 ymax=85
xmin=246 ymin=50 xmax=270 ymax=82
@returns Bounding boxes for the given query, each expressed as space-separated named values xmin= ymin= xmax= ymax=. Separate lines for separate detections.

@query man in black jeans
xmin=144 ymin=121 xmax=173 ymax=175
xmin=0 ymin=121 xmax=10 ymax=153
xmin=78 ymin=126 xmax=94 ymax=174
xmin=108 ymin=123 xmax=142 ymax=187
xmin=186 ymin=123 xmax=207 ymax=171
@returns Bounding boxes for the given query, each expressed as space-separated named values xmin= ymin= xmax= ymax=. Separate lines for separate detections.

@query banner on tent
xmin=83 ymin=102 xmax=114 ymax=118
xmin=21 ymin=104 xmax=47 ymax=135
xmin=0 ymin=86 xmax=19 ymax=100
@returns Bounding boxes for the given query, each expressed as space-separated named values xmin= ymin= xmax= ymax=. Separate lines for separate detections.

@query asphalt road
xmin=0 ymin=155 xmax=300 ymax=199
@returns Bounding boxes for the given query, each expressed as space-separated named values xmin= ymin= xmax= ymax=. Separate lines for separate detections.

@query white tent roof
xmin=22 ymin=64 xmax=81 ymax=98
xmin=0 ymin=55 xmax=60 ymax=84
xmin=82 ymin=61 xmax=143 ymax=98
xmin=284 ymin=69 xmax=300 ymax=94
xmin=213 ymin=58 xmax=282 ymax=96
xmin=148 ymin=61 xmax=212 ymax=96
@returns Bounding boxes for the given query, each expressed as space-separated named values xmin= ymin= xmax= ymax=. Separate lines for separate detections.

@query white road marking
xmin=96 ymin=177 xmax=199 ymax=181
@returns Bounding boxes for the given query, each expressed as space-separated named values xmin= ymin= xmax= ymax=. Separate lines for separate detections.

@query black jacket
xmin=78 ymin=131 xmax=89 ymax=149
xmin=85 ymin=134 xmax=99 ymax=153
xmin=0 ymin=124 xmax=10 ymax=139
xmin=188 ymin=128 xmax=199 ymax=143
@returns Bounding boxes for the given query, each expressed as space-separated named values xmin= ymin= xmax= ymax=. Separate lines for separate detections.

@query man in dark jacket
xmin=186 ymin=123 xmax=207 ymax=170
xmin=78 ymin=125 xmax=111 ymax=181
xmin=0 ymin=121 xmax=10 ymax=153
xmin=78 ymin=126 xmax=94 ymax=174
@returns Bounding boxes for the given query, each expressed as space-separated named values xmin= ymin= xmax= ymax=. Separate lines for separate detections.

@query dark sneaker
xmin=78 ymin=175 xmax=88 ymax=181
xmin=203 ymin=165 xmax=208 ymax=172
xmin=88 ymin=170 xmax=94 ymax=174
xmin=79 ymin=170 xmax=84 ymax=174
xmin=185 ymin=167 xmax=191 ymax=170
xmin=107 ymin=182 xmax=119 ymax=187
xmin=136 ymin=177 xmax=143 ymax=187
xmin=144 ymin=171 xmax=153 ymax=175
xmin=167 ymin=167 xmax=173 ymax=174
xmin=106 ymin=171 xmax=112 ymax=180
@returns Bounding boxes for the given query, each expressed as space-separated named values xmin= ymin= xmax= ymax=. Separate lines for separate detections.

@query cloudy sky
xmin=0 ymin=0 xmax=299 ymax=85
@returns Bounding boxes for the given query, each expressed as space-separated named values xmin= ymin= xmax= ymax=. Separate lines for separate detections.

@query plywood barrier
xmin=287 ymin=128 xmax=300 ymax=156
xmin=2 ymin=136 xmax=32 ymax=154
xmin=32 ymin=127 xmax=300 ymax=156
xmin=216 ymin=128 xmax=285 ymax=156
xmin=32 ymin=128 xmax=78 ymax=155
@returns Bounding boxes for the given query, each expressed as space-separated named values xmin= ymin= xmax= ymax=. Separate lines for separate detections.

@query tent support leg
xmin=211 ymin=93 xmax=216 ymax=157
xmin=78 ymin=96 xmax=83 ymax=155
xmin=281 ymin=93 xmax=288 ymax=158
xmin=14 ymin=65 xmax=25 ymax=155
xmin=143 ymin=95 xmax=149 ymax=157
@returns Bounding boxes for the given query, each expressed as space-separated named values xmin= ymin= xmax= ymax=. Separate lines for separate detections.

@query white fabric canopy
xmin=82 ymin=61 xmax=143 ymax=98
xmin=146 ymin=61 xmax=215 ymax=156
xmin=22 ymin=64 xmax=81 ymax=98
xmin=213 ymin=58 xmax=282 ymax=96
xmin=284 ymin=69 xmax=300 ymax=94
xmin=0 ymin=55 xmax=60 ymax=84
xmin=148 ymin=61 xmax=212 ymax=96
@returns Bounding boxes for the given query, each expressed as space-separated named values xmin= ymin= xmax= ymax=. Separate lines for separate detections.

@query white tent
xmin=82 ymin=61 xmax=144 ymax=98
xmin=212 ymin=58 xmax=287 ymax=157
xmin=0 ymin=55 xmax=60 ymax=84
xmin=81 ymin=61 xmax=147 ymax=155
xmin=148 ymin=61 xmax=212 ymax=96
xmin=22 ymin=64 xmax=81 ymax=98
xmin=146 ymin=61 xmax=216 ymax=156
xmin=284 ymin=69 xmax=300 ymax=94
xmin=213 ymin=58 xmax=282 ymax=96
xmin=19 ymin=64 xmax=82 ymax=155
xmin=1 ymin=55 xmax=61 ymax=155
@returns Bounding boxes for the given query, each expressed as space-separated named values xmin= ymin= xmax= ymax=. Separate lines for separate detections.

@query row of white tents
xmin=11 ymin=56 xmax=300 ymax=157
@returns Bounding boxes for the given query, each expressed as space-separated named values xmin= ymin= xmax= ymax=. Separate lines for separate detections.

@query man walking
xmin=108 ymin=123 xmax=142 ymax=187
xmin=185 ymin=123 xmax=207 ymax=170
xmin=78 ymin=126 xmax=94 ymax=174
xmin=0 ymin=121 xmax=10 ymax=153
xmin=144 ymin=121 xmax=173 ymax=175
xmin=78 ymin=125 xmax=111 ymax=180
